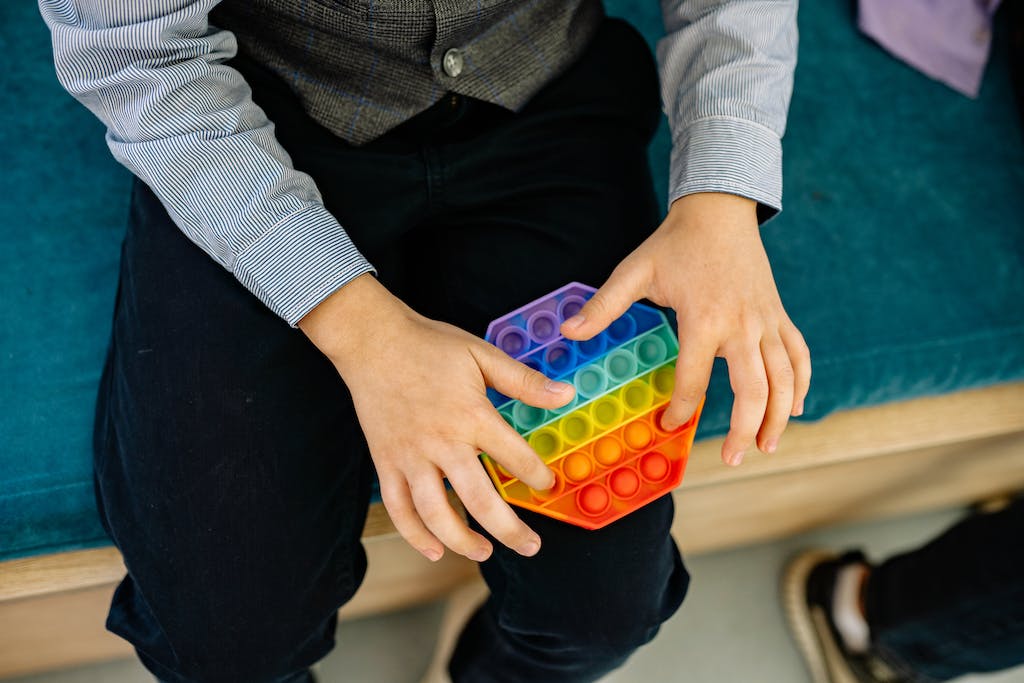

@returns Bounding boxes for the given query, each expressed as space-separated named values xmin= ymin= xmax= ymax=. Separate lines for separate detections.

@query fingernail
xmin=730 ymin=451 xmax=745 ymax=466
xmin=562 ymin=314 xmax=585 ymax=330
xmin=521 ymin=539 xmax=541 ymax=556
xmin=470 ymin=547 xmax=491 ymax=562
xmin=545 ymin=379 xmax=571 ymax=393
xmin=764 ymin=438 xmax=778 ymax=454
xmin=660 ymin=416 xmax=679 ymax=431
xmin=424 ymin=548 xmax=442 ymax=562
xmin=793 ymin=400 xmax=804 ymax=417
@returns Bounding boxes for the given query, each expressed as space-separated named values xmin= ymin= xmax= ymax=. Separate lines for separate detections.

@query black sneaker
xmin=781 ymin=549 xmax=908 ymax=683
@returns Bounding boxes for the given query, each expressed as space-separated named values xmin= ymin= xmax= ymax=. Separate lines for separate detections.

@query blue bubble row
xmin=496 ymin=325 xmax=679 ymax=435
xmin=488 ymin=302 xmax=668 ymax=409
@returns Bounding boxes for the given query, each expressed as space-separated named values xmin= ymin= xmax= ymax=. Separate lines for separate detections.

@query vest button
xmin=442 ymin=48 xmax=464 ymax=78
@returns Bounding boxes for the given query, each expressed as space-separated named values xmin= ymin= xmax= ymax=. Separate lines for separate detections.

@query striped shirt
xmin=38 ymin=0 xmax=797 ymax=327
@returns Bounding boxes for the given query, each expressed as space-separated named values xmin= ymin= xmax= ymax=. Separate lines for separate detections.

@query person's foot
xmin=781 ymin=549 xmax=907 ymax=683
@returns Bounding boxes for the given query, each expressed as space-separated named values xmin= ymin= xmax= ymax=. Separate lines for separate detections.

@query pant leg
xmin=865 ymin=497 xmax=1024 ymax=681
xmin=402 ymin=19 xmax=690 ymax=682
xmin=93 ymin=55 xmax=433 ymax=683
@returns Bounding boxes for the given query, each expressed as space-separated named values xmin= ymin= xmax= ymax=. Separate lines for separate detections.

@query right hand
xmin=299 ymin=274 xmax=576 ymax=562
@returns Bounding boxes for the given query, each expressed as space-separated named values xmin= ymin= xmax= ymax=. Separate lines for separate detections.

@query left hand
xmin=560 ymin=192 xmax=810 ymax=466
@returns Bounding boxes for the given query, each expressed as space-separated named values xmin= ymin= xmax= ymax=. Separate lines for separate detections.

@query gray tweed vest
xmin=212 ymin=0 xmax=604 ymax=146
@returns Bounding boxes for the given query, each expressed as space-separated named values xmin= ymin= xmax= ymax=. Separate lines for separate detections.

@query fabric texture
xmin=865 ymin=498 xmax=1024 ymax=681
xmin=1 ymin=0 xmax=1023 ymax=562
xmin=858 ymin=0 xmax=1003 ymax=98
xmin=38 ymin=0 xmax=795 ymax=325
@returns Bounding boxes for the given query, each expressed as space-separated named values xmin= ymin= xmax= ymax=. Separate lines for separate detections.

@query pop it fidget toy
xmin=481 ymin=283 xmax=704 ymax=530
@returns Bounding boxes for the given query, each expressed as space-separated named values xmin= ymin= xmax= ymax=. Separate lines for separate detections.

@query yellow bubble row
xmin=525 ymin=362 xmax=676 ymax=462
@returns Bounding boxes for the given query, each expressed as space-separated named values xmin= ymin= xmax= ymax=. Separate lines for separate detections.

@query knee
xmin=503 ymin=547 xmax=690 ymax=664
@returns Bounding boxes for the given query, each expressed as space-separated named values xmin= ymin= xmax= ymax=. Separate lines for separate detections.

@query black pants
xmin=93 ymin=18 xmax=689 ymax=683
xmin=866 ymin=497 xmax=1024 ymax=682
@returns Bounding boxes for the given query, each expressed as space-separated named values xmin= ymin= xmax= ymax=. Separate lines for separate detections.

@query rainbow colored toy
xmin=482 ymin=283 xmax=703 ymax=530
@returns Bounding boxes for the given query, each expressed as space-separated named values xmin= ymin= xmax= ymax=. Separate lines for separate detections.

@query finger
xmin=560 ymin=260 xmax=645 ymax=341
xmin=661 ymin=336 xmax=716 ymax=430
xmin=378 ymin=470 xmax=444 ymax=561
xmin=722 ymin=343 xmax=770 ymax=466
xmin=408 ymin=462 xmax=493 ymax=562
xmin=780 ymin=322 xmax=811 ymax=416
xmin=444 ymin=458 xmax=541 ymax=557
xmin=477 ymin=412 xmax=554 ymax=491
xmin=474 ymin=344 xmax=574 ymax=410
xmin=756 ymin=334 xmax=795 ymax=454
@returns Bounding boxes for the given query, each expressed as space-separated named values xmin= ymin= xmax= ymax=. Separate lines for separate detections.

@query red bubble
xmin=577 ymin=484 xmax=611 ymax=516
xmin=609 ymin=468 xmax=640 ymax=498
xmin=639 ymin=452 xmax=670 ymax=482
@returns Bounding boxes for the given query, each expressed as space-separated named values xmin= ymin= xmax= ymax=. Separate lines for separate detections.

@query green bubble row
xmin=498 ymin=324 xmax=678 ymax=435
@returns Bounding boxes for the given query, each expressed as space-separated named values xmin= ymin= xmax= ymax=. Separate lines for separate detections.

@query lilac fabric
xmin=858 ymin=0 xmax=1003 ymax=97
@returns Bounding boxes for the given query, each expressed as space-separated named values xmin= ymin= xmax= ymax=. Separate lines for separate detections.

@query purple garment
xmin=858 ymin=0 xmax=1003 ymax=98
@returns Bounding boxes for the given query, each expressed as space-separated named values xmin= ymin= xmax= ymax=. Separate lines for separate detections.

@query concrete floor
xmin=8 ymin=507 xmax=1024 ymax=683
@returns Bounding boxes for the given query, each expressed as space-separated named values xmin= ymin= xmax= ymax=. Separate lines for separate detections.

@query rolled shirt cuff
xmin=233 ymin=203 xmax=376 ymax=327
xmin=668 ymin=116 xmax=784 ymax=223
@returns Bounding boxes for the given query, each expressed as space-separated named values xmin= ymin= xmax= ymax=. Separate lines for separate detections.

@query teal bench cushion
xmin=2 ymin=0 xmax=1022 ymax=561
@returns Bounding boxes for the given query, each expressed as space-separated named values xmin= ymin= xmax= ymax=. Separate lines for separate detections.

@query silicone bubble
xmin=528 ymin=309 xmax=560 ymax=345
xmin=560 ymin=411 xmax=593 ymax=446
xmin=593 ymin=435 xmax=624 ymax=467
xmin=609 ymin=467 xmax=641 ymax=499
xmin=522 ymin=357 xmax=543 ymax=373
xmin=512 ymin=403 xmax=547 ymax=431
xmin=557 ymin=294 xmax=587 ymax=322
xmin=619 ymin=381 xmax=654 ymax=416
xmin=652 ymin=406 xmax=675 ymax=435
xmin=499 ymin=406 xmax=516 ymax=427
xmin=604 ymin=349 xmax=639 ymax=385
xmin=562 ymin=451 xmax=594 ymax=483
xmin=576 ymin=334 xmax=607 ymax=361
xmin=634 ymin=333 xmax=669 ymax=370
xmin=577 ymin=483 xmax=611 ymax=516
xmin=495 ymin=326 xmax=529 ymax=357
xmin=589 ymin=395 xmax=624 ymax=431
xmin=623 ymin=420 xmax=654 ymax=450
xmin=529 ymin=427 xmax=562 ymax=460
xmin=651 ymin=366 xmax=675 ymax=398
xmin=606 ymin=312 xmax=638 ymax=344
xmin=543 ymin=341 xmax=576 ymax=377
xmin=639 ymin=451 xmax=671 ymax=483
xmin=574 ymin=364 xmax=608 ymax=400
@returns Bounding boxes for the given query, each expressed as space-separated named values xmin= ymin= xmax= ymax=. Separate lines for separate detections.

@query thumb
xmin=561 ymin=261 xmax=645 ymax=341
xmin=476 ymin=345 xmax=576 ymax=410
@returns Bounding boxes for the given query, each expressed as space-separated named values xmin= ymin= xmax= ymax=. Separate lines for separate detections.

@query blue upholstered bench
xmin=2 ymin=0 xmax=1023 ymax=676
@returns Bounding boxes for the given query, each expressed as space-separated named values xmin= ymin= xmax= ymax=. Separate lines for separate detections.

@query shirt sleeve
xmin=38 ymin=0 xmax=375 ymax=326
xmin=657 ymin=0 xmax=798 ymax=220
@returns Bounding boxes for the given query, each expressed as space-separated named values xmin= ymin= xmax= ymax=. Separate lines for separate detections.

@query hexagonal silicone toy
xmin=481 ymin=283 xmax=704 ymax=530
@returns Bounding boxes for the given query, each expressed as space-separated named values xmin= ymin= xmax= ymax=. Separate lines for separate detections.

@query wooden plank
xmin=0 ymin=585 xmax=132 ymax=679
xmin=0 ymin=501 xmax=405 ymax=602
xmin=0 ymin=533 xmax=476 ymax=679
xmin=0 ymin=547 xmax=124 ymax=603
xmin=1 ymin=429 xmax=1021 ymax=678
xmin=681 ymin=382 xmax=1024 ymax=488
xmin=3 ymin=382 xmax=1022 ymax=603
xmin=673 ymin=431 xmax=1024 ymax=554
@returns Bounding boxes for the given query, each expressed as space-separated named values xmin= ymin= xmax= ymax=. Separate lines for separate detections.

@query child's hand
xmin=299 ymin=274 xmax=574 ymax=562
xmin=561 ymin=192 xmax=811 ymax=467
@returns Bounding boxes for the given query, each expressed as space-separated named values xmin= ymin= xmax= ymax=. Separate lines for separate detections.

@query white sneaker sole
xmin=781 ymin=549 xmax=850 ymax=683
